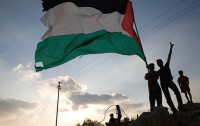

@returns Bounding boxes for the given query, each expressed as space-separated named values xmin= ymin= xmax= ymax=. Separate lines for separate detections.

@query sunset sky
xmin=0 ymin=0 xmax=200 ymax=126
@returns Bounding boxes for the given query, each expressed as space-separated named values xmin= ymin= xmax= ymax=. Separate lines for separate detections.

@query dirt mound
xmin=128 ymin=103 xmax=200 ymax=126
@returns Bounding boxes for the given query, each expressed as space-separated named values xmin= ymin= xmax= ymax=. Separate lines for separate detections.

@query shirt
xmin=157 ymin=63 xmax=173 ymax=84
xmin=145 ymin=71 xmax=160 ymax=92
xmin=178 ymin=76 xmax=189 ymax=86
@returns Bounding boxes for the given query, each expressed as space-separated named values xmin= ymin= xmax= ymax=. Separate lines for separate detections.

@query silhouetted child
xmin=178 ymin=70 xmax=193 ymax=103
xmin=106 ymin=113 xmax=116 ymax=126
xmin=156 ymin=42 xmax=185 ymax=114
xmin=145 ymin=63 xmax=162 ymax=112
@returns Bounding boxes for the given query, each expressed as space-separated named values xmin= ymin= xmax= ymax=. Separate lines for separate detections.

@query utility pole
xmin=55 ymin=81 xmax=62 ymax=126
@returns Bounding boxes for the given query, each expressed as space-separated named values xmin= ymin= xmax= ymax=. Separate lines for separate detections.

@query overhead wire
xmin=141 ymin=0 xmax=200 ymax=39
xmin=70 ymin=55 xmax=102 ymax=76
xmin=73 ymin=54 xmax=116 ymax=78
xmin=140 ymin=0 xmax=185 ymax=30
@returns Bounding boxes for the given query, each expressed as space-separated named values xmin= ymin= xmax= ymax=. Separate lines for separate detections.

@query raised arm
xmin=167 ymin=42 xmax=174 ymax=64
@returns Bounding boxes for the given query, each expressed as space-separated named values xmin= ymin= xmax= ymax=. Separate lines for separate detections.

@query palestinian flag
xmin=35 ymin=0 xmax=146 ymax=72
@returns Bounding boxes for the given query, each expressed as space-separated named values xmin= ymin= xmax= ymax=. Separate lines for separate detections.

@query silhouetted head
xmin=110 ymin=113 xmax=114 ymax=118
xmin=148 ymin=63 xmax=155 ymax=71
xmin=178 ymin=70 xmax=183 ymax=76
xmin=156 ymin=59 xmax=163 ymax=68
xmin=116 ymin=105 xmax=120 ymax=109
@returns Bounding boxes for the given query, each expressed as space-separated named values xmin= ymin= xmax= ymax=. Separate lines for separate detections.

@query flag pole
xmin=132 ymin=8 xmax=149 ymax=71
xmin=55 ymin=81 xmax=62 ymax=126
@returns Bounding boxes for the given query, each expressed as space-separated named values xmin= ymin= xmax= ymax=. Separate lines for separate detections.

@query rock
xmin=128 ymin=107 xmax=170 ymax=126
xmin=152 ymin=107 xmax=170 ymax=126
xmin=128 ymin=103 xmax=200 ymax=126
xmin=170 ymin=113 xmax=190 ymax=126
xmin=184 ymin=103 xmax=200 ymax=111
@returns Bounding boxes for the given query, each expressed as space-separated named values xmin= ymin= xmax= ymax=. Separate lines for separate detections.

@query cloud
xmin=38 ymin=76 xmax=143 ymax=112
xmin=0 ymin=98 xmax=39 ymax=126
xmin=0 ymin=64 xmax=145 ymax=126
xmin=38 ymin=76 xmax=87 ymax=98
xmin=13 ymin=63 xmax=40 ymax=82
xmin=121 ymin=103 xmax=144 ymax=110
xmin=0 ymin=98 xmax=38 ymax=115
xmin=0 ymin=62 xmax=42 ymax=103
xmin=69 ymin=93 xmax=129 ymax=110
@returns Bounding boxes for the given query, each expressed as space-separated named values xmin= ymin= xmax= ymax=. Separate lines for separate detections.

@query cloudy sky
xmin=0 ymin=0 xmax=200 ymax=126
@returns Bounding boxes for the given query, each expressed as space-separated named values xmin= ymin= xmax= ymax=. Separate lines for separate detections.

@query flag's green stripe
xmin=35 ymin=30 xmax=145 ymax=72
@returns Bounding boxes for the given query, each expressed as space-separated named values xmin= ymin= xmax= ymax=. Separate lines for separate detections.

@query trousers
xmin=161 ymin=80 xmax=183 ymax=111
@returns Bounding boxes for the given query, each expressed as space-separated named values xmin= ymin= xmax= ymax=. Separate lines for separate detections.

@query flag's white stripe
xmin=41 ymin=2 xmax=129 ymax=40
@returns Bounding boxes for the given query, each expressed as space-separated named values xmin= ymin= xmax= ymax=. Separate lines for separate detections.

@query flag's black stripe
xmin=41 ymin=0 xmax=128 ymax=14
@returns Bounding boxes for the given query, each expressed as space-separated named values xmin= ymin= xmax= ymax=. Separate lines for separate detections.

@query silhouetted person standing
xmin=178 ymin=70 xmax=193 ymax=103
xmin=116 ymin=105 xmax=121 ymax=126
xmin=145 ymin=63 xmax=162 ymax=112
xmin=156 ymin=42 xmax=185 ymax=114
